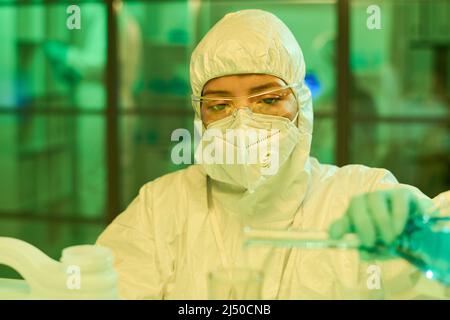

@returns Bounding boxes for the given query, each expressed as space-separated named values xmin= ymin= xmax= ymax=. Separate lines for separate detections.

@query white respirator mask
xmin=195 ymin=108 xmax=300 ymax=193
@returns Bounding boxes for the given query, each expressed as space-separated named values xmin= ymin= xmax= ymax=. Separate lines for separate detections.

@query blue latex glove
xmin=328 ymin=188 xmax=434 ymax=251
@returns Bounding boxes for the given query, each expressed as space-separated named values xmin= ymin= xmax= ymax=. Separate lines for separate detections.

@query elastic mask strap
xmin=291 ymin=112 xmax=299 ymax=127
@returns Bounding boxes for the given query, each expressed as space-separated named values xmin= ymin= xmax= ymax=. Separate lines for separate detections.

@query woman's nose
xmin=233 ymin=98 xmax=252 ymax=110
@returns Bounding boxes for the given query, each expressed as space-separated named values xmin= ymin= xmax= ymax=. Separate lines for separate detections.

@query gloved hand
xmin=328 ymin=188 xmax=435 ymax=252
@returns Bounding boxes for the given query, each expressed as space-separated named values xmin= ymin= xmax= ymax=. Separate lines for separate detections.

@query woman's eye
xmin=261 ymin=97 xmax=280 ymax=105
xmin=208 ymin=104 xmax=227 ymax=111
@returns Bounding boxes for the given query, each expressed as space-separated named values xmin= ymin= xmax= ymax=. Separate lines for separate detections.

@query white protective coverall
xmin=97 ymin=9 xmax=442 ymax=300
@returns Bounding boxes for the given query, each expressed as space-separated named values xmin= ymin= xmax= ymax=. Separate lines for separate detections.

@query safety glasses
xmin=192 ymin=83 xmax=300 ymax=122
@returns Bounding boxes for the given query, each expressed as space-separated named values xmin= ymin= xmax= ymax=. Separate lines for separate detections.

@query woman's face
xmin=200 ymin=74 xmax=298 ymax=127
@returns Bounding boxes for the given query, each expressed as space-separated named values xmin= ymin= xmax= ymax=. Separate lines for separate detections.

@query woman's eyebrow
xmin=248 ymin=82 xmax=283 ymax=94
xmin=202 ymin=89 xmax=232 ymax=96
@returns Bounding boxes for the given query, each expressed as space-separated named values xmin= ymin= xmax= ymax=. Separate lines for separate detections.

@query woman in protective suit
xmin=97 ymin=10 xmax=445 ymax=300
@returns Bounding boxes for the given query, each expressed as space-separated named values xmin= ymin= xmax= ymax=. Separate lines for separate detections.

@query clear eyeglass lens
xmin=199 ymin=87 xmax=294 ymax=121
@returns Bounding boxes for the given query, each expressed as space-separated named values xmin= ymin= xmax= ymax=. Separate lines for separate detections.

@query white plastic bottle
xmin=0 ymin=237 xmax=118 ymax=299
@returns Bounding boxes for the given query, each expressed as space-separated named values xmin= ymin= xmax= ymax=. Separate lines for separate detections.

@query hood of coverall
xmin=189 ymin=9 xmax=313 ymax=222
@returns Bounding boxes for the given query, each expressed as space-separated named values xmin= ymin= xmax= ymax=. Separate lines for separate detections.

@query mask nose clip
xmin=232 ymin=107 xmax=253 ymax=118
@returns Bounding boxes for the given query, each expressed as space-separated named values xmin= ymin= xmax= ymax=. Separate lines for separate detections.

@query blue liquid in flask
xmin=393 ymin=216 xmax=450 ymax=286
